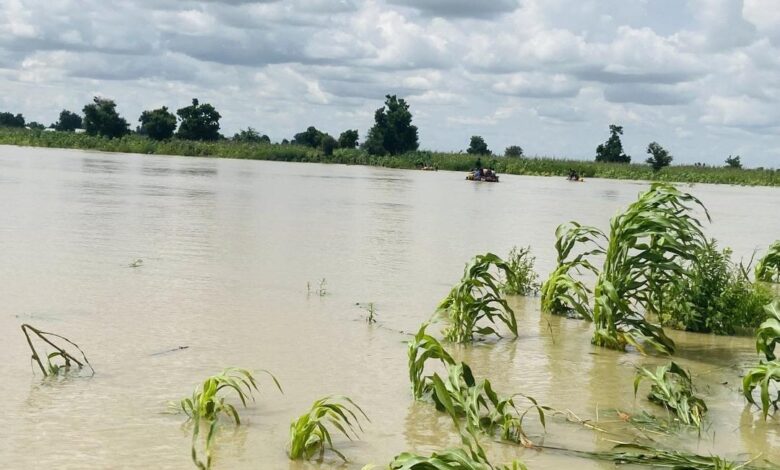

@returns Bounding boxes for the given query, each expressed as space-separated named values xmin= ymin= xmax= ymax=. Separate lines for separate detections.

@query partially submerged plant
xmin=21 ymin=324 xmax=93 ymax=377
xmin=407 ymin=323 xmax=455 ymax=399
xmin=591 ymin=183 xmax=710 ymax=354
xmin=540 ymin=222 xmax=606 ymax=319
xmin=755 ymin=240 xmax=780 ymax=283
xmin=743 ymin=301 xmax=780 ymax=419
xmin=500 ymin=246 xmax=540 ymax=296
xmin=437 ymin=253 xmax=517 ymax=343
xmin=634 ymin=362 xmax=707 ymax=427
xmin=582 ymin=443 xmax=774 ymax=470
xmin=288 ymin=395 xmax=368 ymax=462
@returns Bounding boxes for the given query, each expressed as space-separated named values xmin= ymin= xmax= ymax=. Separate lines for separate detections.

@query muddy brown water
xmin=0 ymin=145 xmax=778 ymax=469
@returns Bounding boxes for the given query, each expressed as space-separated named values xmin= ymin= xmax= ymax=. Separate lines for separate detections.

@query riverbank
xmin=1 ymin=127 xmax=778 ymax=186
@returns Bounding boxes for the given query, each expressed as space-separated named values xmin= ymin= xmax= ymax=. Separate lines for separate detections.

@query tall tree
xmin=595 ymin=124 xmax=631 ymax=163
xmin=363 ymin=95 xmax=419 ymax=155
xmin=504 ymin=145 xmax=524 ymax=157
xmin=725 ymin=155 xmax=742 ymax=169
xmin=321 ymin=135 xmax=338 ymax=156
xmin=26 ymin=121 xmax=45 ymax=130
xmin=466 ymin=135 xmax=490 ymax=155
xmin=338 ymin=129 xmax=359 ymax=149
xmin=176 ymin=98 xmax=221 ymax=141
xmin=292 ymin=126 xmax=326 ymax=147
xmin=0 ymin=112 xmax=25 ymax=127
xmin=138 ymin=106 xmax=177 ymax=140
xmin=645 ymin=142 xmax=673 ymax=171
xmin=233 ymin=127 xmax=270 ymax=143
xmin=82 ymin=97 xmax=129 ymax=138
xmin=54 ymin=109 xmax=82 ymax=131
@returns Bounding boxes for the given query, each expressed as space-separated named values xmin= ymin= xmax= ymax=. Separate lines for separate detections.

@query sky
xmin=1 ymin=0 xmax=780 ymax=167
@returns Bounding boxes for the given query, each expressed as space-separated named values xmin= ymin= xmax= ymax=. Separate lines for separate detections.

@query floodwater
xmin=0 ymin=145 xmax=778 ymax=469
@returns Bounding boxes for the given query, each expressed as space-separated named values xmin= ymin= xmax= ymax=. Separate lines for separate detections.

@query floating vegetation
xmin=500 ymin=246 xmax=540 ymax=296
xmin=634 ymin=362 xmax=707 ymax=427
xmin=575 ymin=443 xmax=776 ymax=470
xmin=540 ymin=222 xmax=606 ymax=319
xmin=755 ymin=241 xmax=780 ymax=283
xmin=177 ymin=368 xmax=282 ymax=469
xmin=743 ymin=301 xmax=780 ymax=419
xmin=21 ymin=324 xmax=93 ymax=377
xmin=591 ymin=183 xmax=710 ymax=354
xmin=436 ymin=253 xmax=517 ymax=343
xmin=288 ymin=395 xmax=368 ymax=462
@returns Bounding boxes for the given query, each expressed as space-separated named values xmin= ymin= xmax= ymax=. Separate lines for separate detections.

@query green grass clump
xmin=437 ymin=253 xmax=517 ymax=343
xmin=660 ymin=242 xmax=775 ymax=335
xmin=540 ymin=222 xmax=605 ymax=319
xmin=288 ymin=396 xmax=368 ymax=462
xmin=755 ymin=240 xmax=780 ymax=283
xmin=634 ymin=362 xmax=707 ymax=427
xmin=500 ymin=246 xmax=540 ymax=296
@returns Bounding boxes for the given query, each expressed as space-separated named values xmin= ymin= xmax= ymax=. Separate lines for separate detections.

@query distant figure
xmin=475 ymin=157 xmax=482 ymax=170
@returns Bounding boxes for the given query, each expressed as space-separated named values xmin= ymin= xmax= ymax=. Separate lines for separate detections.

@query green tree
xmin=138 ymin=106 xmax=177 ymax=140
xmin=595 ymin=124 xmax=631 ymax=163
xmin=504 ymin=145 xmax=524 ymax=157
xmin=82 ymin=97 xmax=129 ymax=138
xmin=54 ymin=109 xmax=82 ymax=131
xmin=725 ymin=155 xmax=742 ymax=169
xmin=321 ymin=135 xmax=338 ymax=155
xmin=338 ymin=129 xmax=359 ymax=149
xmin=0 ymin=112 xmax=25 ymax=127
xmin=466 ymin=135 xmax=490 ymax=155
xmin=645 ymin=142 xmax=673 ymax=171
xmin=26 ymin=121 xmax=45 ymax=130
xmin=292 ymin=126 xmax=326 ymax=147
xmin=233 ymin=127 xmax=270 ymax=143
xmin=363 ymin=95 xmax=419 ymax=155
xmin=176 ymin=98 xmax=221 ymax=141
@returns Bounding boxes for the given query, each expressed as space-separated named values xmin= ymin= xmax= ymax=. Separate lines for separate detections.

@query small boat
xmin=466 ymin=173 xmax=499 ymax=183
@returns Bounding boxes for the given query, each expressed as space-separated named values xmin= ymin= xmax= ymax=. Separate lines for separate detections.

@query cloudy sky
xmin=2 ymin=0 xmax=780 ymax=166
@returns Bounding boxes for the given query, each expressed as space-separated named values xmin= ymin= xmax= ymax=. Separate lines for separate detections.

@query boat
xmin=466 ymin=173 xmax=499 ymax=182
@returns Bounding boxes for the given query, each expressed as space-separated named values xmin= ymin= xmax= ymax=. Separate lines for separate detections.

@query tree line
xmin=0 ymin=96 xmax=747 ymax=169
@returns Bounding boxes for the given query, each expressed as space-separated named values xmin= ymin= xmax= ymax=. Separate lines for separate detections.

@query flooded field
xmin=0 ymin=145 xmax=778 ymax=469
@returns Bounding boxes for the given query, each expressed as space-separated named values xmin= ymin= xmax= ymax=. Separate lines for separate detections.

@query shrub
xmin=500 ymin=246 xmax=540 ymax=296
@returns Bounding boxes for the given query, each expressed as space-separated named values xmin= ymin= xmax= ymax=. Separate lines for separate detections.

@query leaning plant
xmin=634 ymin=362 xmax=707 ymax=427
xmin=755 ymin=240 xmax=780 ymax=283
xmin=21 ymin=324 xmax=94 ymax=377
xmin=437 ymin=253 xmax=517 ymax=343
xmin=288 ymin=395 xmax=368 ymax=462
xmin=408 ymin=323 xmax=455 ymax=399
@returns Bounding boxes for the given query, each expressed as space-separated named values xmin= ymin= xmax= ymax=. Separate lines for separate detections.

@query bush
xmin=660 ymin=242 xmax=775 ymax=335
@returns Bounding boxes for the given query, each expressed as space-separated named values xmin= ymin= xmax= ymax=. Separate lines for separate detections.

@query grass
xmin=20 ymin=324 xmax=93 ymax=377
xmin=436 ymin=253 xmax=517 ymax=343
xmin=633 ymin=362 xmax=707 ymax=427
xmin=755 ymin=241 xmax=780 ymax=283
xmin=288 ymin=395 xmax=368 ymax=462
xmin=500 ymin=246 xmax=540 ymax=296
xmin=3 ymin=127 xmax=779 ymax=186
xmin=540 ymin=222 xmax=606 ymax=319
xmin=659 ymin=241 xmax=775 ymax=335
xmin=591 ymin=183 xmax=710 ymax=354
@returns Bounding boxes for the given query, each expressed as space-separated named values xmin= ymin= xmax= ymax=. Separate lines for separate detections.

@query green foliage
xmin=755 ymin=240 xmax=780 ymax=283
xmin=725 ymin=155 xmax=742 ymax=169
xmin=437 ymin=253 xmax=517 ymax=343
xmin=82 ymin=97 xmax=129 ymax=138
xmin=338 ymin=129 xmax=359 ymax=148
xmin=232 ymin=127 xmax=270 ymax=143
xmin=288 ymin=396 xmax=368 ymax=462
xmin=500 ymin=246 xmax=540 ymax=296
xmin=586 ymin=443 xmax=773 ymax=470
xmin=645 ymin=141 xmax=673 ymax=171
xmin=321 ymin=134 xmax=337 ymax=156
xmin=540 ymin=222 xmax=605 ymax=319
xmin=660 ymin=242 xmax=775 ymax=334
xmin=54 ymin=109 xmax=82 ymax=131
xmin=176 ymin=98 xmax=221 ymax=141
xmin=293 ymin=125 xmax=327 ymax=147
xmin=407 ymin=323 xmax=456 ymax=399
xmin=592 ymin=183 xmax=710 ymax=354
xmin=743 ymin=302 xmax=780 ymax=420
xmin=138 ymin=106 xmax=177 ymax=140
xmin=504 ymin=145 xmax=523 ymax=157
xmin=0 ymin=111 xmax=25 ymax=127
xmin=364 ymin=95 xmax=419 ymax=156
xmin=634 ymin=362 xmax=707 ymax=427
xmin=467 ymin=136 xmax=490 ymax=155
xmin=21 ymin=324 xmax=94 ymax=377
xmin=595 ymin=124 xmax=631 ymax=163
xmin=26 ymin=121 xmax=45 ymax=130
xmin=756 ymin=301 xmax=780 ymax=361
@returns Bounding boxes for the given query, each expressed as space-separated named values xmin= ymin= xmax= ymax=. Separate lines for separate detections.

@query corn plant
xmin=755 ymin=240 xmax=780 ymax=283
xmin=585 ymin=443 xmax=774 ymax=470
xmin=540 ymin=222 xmax=606 ymax=319
xmin=437 ymin=253 xmax=517 ymax=343
xmin=743 ymin=301 xmax=780 ymax=419
xmin=500 ymin=246 xmax=540 ymax=296
xmin=178 ymin=368 xmax=281 ymax=469
xmin=21 ymin=324 xmax=93 ymax=377
xmin=634 ymin=362 xmax=707 ymax=427
xmin=288 ymin=395 xmax=368 ymax=462
xmin=407 ymin=323 xmax=455 ymax=399
xmin=592 ymin=183 xmax=710 ymax=354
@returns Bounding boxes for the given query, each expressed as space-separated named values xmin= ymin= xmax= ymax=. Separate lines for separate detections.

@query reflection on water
xmin=0 ymin=145 xmax=778 ymax=469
